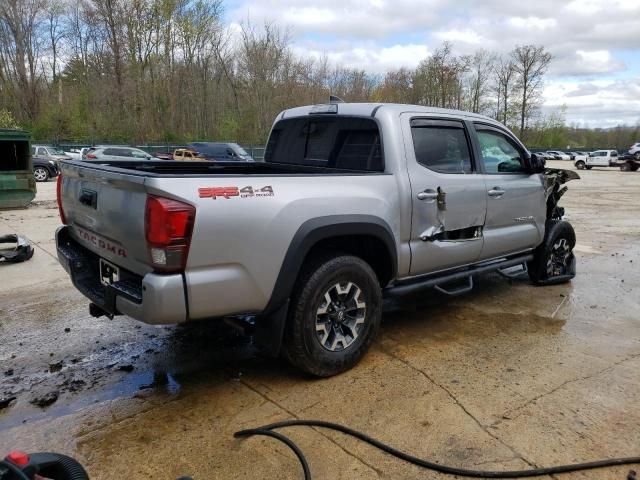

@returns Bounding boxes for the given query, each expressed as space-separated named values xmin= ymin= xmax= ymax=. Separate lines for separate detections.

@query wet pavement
xmin=1 ymin=162 xmax=639 ymax=479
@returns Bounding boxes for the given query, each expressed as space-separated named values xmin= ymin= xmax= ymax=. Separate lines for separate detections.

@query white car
xmin=628 ymin=142 xmax=640 ymax=160
xmin=546 ymin=150 xmax=571 ymax=161
xmin=575 ymin=149 xmax=618 ymax=169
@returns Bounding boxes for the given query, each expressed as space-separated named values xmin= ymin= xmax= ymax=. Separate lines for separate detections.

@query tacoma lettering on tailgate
xmin=75 ymin=226 xmax=127 ymax=258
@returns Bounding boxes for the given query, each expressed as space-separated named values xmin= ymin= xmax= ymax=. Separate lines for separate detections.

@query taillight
xmin=145 ymin=196 xmax=195 ymax=272
xmin=56 ymin=174 xmax=66 ymax=224
xmin=86 ymin=153 xmax=97 ymax=159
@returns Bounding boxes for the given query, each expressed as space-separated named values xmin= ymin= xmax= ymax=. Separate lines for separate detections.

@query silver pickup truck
xmin=56 ymin=102 xmax=578 ymax=376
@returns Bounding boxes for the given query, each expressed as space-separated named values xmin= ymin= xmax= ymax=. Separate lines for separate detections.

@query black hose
xmin=235 ymin=419 xmax=640 ymax=479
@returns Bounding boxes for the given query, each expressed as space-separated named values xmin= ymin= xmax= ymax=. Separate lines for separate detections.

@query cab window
xmin=410 ymin=120 xmax=472 ymax=174
xmin=475 ymin=127 xmax=526 ymax=174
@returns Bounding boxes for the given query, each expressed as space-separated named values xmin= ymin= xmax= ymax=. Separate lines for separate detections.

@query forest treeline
xmin=0 ymin=0 xmax=637 ymax=148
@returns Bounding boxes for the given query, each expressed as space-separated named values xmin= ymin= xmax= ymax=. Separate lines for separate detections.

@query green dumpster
xmin=0 ymin=129 xmax=35 ymax=209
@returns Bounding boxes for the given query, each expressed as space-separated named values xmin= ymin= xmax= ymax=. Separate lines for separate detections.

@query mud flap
xmin=254 ymin=300 xmax=289 ymax=357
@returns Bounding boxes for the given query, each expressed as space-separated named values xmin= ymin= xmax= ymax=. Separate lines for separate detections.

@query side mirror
xmin=527 ymin=153 xmax=546 ymax=173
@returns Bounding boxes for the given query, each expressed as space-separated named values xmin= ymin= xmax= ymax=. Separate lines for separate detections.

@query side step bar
xmin=385 ymin=254 xmax=533 ymax=298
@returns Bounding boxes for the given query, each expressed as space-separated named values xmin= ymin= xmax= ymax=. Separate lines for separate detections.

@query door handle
xmin=417 ymin=189 xmax=438 ymax=201
xmin=488 ymin=187 xmax=505 ymax=198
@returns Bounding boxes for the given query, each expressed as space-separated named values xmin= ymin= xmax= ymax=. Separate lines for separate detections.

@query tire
xmin=585 ymin=166 xmax=593 ymax=170
xmin=575 ymin=161 xmax=585 ymax=170
xmin=283 ymin=253 xmax=382 ymax=377
xmin=634 ymin=152 xmax=640 ymax=160
xmin=528 ymin=220 xmax=576 ymax=286
xmin=620 ymin=163 xmax=631 ymax=172
xmin=33 ymin=166 xmax=50 ymax=182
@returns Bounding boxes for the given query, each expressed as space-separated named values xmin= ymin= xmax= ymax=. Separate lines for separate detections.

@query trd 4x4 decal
xmin=199 ymin=186 xmax=274 ymax=199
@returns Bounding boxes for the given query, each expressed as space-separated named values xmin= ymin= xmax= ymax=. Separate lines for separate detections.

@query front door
xmin=472 ymin=124 xmax=545 ymax=260
xmin=402 ymin=115 xmax=488 ymax=276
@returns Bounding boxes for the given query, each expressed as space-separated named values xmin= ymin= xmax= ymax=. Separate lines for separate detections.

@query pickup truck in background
xmin=55 ymin=102 xmax=578 ymax=377
xmin=575 ymin=149 xmax=618 ymax=169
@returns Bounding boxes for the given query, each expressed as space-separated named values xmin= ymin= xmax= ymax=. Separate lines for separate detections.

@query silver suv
xmin=85 ymin=146 xmax=154 ymax=161
xmin=628 ymin=142 xmax=640 ymax=159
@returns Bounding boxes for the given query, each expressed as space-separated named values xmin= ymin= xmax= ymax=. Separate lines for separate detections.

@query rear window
xmin=265 ymin=116 xmax=384 ymax=171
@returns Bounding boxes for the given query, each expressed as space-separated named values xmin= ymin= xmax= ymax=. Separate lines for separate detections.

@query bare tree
xmin=466 ymin=49 xmax=495 ymax=114
xmin=511 ymin=45 xmax=552 ymax=137
xmin=494 ymin=57 xmax=516 ymax=126
xmin=0 ymin=0 xmax=46 ymax=121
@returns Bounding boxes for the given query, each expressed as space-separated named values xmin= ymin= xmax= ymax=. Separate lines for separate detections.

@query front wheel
xmin=283 ymin=254 xmax=382 ymax=377
xmin=585 ymin=165 xmax=593 ymax=170
xmin=575 ymin=161 xmax=585 ymax=170
xmin=528 ymin=221 xmax=576 ymax=286
xmin=33 ymin=166 xmax=50 ymax=182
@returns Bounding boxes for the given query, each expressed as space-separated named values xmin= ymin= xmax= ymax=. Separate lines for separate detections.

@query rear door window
xmin=410 ymin=120 xmax=472 ymax=174
xmin=265 ymin=116 xmax=383 ymax=171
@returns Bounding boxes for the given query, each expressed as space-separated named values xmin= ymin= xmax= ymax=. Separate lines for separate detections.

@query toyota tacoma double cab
xmin=55 ymin=102 xmax=579 ymax=376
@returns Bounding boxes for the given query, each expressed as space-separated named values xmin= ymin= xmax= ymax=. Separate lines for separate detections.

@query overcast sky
xmin=225 ymin=0 xmax=640 ymax=128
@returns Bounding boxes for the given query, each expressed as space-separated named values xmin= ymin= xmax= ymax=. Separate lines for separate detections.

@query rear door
xmin=402 ymin=115 xmax=487 ymax=275
xmin=472 ymin=124 xmax=545 ymax=260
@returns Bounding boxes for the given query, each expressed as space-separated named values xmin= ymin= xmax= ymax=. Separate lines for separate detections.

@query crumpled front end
xmin=543 ymin=168 xmax=580 ymax=220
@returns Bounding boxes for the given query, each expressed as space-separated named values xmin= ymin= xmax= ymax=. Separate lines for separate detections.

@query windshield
xmin=51 ymin=148 xmax=65 ymax=155
xmin=235 ymin=146 xmax=249 ymax=156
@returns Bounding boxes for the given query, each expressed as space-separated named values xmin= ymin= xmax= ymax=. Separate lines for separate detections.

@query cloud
xmin=226 ymin=0 xmax=640 ymax=125
xmin=543 ymin=79 xmax=640 ymax=127
xmin=291 ymin=43 xmax=430 ymax=74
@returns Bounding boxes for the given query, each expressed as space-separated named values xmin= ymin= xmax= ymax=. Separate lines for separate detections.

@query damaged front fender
xmin=543 ymin=168 xmax=580 ymax=220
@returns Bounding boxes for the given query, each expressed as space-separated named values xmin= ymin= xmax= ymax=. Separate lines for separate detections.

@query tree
xmin=494 ymin=57 xmax=516 ymax=126
xmin=466 ymin=49 xmax=495 ymax=114
xmin=511 ymin=45 xmax=552 ymax=138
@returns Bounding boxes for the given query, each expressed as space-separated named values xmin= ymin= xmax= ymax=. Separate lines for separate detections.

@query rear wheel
xmin=283 ymin=254 xmax=382 ymax=377
xmin=620 ymin=162 xmax=631 ymax=172
xmin=585 ymin=165 xmax=593 ymax=170
xmin=528 ymin=221 xmax=576 ymax=285
xmin=33 ymin=166 xmax=49 ymax=182
xmin=575 ymin=161 xmax=585 ymax=170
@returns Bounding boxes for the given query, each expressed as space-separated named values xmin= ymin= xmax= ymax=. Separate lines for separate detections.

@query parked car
xmin=153 ymin=148 xmax=206 ymax=161
xmin=575 ymin=149 xmax=618 ymax=169
xmin=56 ymin=102 xmax=579 ymax=377
xmin=546 ymin=150 xmax=571 ymax=161
xmin=85 ymin=147 xmax=155 ymax=161
xmin=628 ymin=142 xmax=640 ymax=160
xmin=64 ymin=149 xmax=83 ymax=160
xmin=187 ymin=142 xmax=254 ymax=161
xmin=32 ymin=145 xmax=72 ymax=165
xmin=32 ymin=155 xmax=60 ymax=182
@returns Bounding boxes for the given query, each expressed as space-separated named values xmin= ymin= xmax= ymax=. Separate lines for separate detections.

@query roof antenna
xmin=329 ymin=95 xmax=345 ymax=104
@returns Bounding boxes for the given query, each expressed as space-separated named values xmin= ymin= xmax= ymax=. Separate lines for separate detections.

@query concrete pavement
xmin=1 ymin=163 xmax=639 ymax=479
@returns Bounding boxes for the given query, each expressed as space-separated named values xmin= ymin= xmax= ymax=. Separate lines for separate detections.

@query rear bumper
xmin=56 ymin=225 xmax=187 ymax=324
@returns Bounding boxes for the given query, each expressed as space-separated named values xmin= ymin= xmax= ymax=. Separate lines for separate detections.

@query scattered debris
xmin=0 ymin=396 xmax=16 ymax=410
xmin=0 ymin=234 xmax=34 ymax=263
xmin=64 ymin=327 xmax=71 ymax=333
xmin=4 ymin=369 xmax=13 ymax=376
xmin=118 ymin=364 xmax=134 ymax=372
xmin=49 ymin=361 xmax=63 ymax=373
xmin=30 ymin=391 xmax=59 ymax=408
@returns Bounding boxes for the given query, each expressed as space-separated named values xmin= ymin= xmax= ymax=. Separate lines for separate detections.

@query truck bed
xmin=68 ymin=159 xmax=385 ymax=177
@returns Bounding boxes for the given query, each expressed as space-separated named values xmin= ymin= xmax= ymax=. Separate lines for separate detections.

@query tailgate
xmin=59 ymin=162 xmax=152 ymax=276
